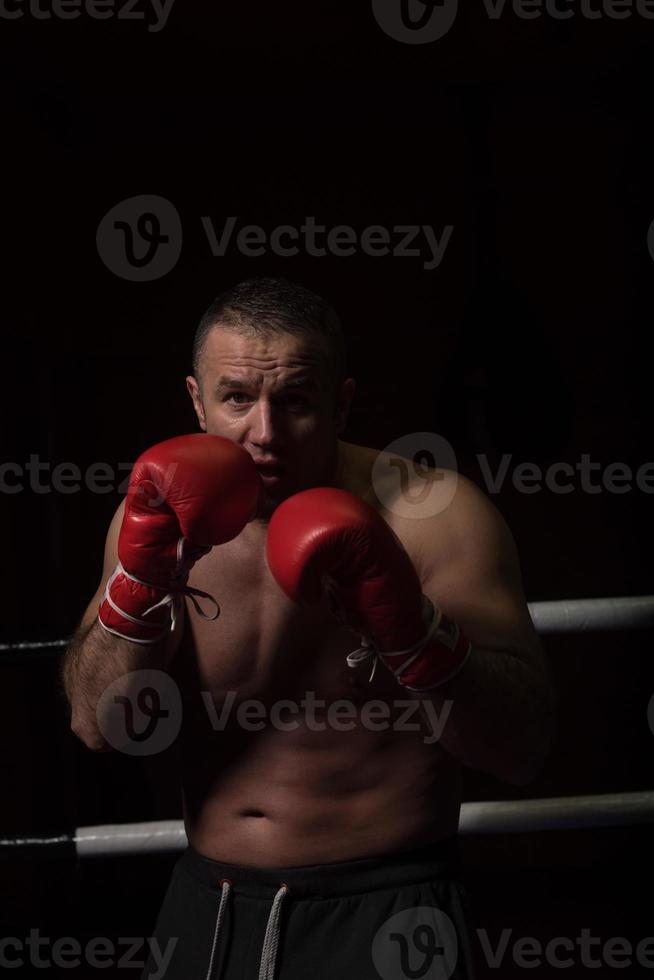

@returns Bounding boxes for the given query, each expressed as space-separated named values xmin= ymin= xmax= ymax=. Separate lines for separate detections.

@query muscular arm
xmin=60 ymin=500 xmax=183 ymax=751
xmin=415 ymin=642 xmax=554 ymax=786
xmin=410 ymin=475 xmax=556 ymax=785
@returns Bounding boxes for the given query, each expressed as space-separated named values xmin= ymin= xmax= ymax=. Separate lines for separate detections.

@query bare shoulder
xmin=341 ymin=440 xmax=527 ymax=600
xmin=339 ymin=440 xmax=468 ymax=576
xmin=341 ymin=441 xmax=545 ymax=670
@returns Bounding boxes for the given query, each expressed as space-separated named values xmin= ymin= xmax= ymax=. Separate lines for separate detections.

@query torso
xmin=173 ymin=441 xmax=462 ymax=867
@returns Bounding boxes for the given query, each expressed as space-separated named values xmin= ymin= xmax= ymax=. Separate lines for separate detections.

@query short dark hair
xmin=192 ymin=277 xmax=348 ymax=390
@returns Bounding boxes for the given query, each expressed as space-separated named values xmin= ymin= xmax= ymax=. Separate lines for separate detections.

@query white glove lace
xmin=99 ymin=538 xmax=219 ymax=645
xmin=345 ymin=595 xmax=438 ymax=682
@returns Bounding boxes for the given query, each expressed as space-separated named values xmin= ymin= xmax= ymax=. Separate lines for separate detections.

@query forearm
xmin=414 ymin=645 xmax=556 ymax=785
xmin=60 ymin=617 xmax=177 ymax=751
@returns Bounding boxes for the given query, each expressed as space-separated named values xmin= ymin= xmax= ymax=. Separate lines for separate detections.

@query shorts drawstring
xmin=206 ymin=878 xmax=290 ymax=980
xmin=258 ymin=883 xmax=290 ymax=980
xmin=205 ymin=878 xmax=232 ymax=980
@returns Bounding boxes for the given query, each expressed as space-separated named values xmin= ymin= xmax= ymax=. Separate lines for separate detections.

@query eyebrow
xmin=213 ymin=375 xmax=318 ymax=392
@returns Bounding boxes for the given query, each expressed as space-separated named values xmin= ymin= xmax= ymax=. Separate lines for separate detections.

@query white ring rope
xmin=2 ymin=793 xmax=653 ymax=857
xmin=2 ymin=595 xmax=653 ymax=659
xmin=527 ymin=595 xmax=654 ymax=634
xmin=0 ymin=597 xmax=651 ymax=857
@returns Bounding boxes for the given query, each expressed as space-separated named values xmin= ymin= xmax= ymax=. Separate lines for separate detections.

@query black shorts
xmin=141 ymin=837 xmax=478 ymax=980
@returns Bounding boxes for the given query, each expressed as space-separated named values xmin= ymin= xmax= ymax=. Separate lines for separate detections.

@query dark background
xmin=1 ymin=3 xmax=654 ymax=977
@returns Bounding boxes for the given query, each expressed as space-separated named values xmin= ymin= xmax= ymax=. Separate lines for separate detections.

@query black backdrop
xmin=2 ymin=4 xmax=654 ymax=977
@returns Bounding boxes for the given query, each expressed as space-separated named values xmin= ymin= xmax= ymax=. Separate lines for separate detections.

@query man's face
xmin=186 ymin=326 xmax=354 ymax=517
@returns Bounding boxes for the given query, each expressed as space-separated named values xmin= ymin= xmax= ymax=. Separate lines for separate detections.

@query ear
xmin=334 ymin=377 xmax=356 ymax=436
xmin=186 ymin=375 xmax=207 ymax=432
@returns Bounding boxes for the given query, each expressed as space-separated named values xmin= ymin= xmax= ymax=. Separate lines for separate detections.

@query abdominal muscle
xmin=179 ymin=719 xmax=462 ymax=868
xmin=170 ymin=537 xmax=462 ymax=868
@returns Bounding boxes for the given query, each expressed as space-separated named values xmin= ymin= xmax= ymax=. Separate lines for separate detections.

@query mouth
xmin=255 ymin=463 xmax=284 ymax=485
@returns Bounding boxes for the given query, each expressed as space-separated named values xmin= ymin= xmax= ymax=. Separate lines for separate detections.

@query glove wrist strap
xmin=98 ymin=547 xmax=220 ymax=645
xmin=346 ymin=596 xmax=472 ymax=690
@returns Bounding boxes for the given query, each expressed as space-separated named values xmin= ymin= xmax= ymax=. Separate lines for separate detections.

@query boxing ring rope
xmin=527 ymin=595 xmax=654 ymax=634
xmin=0 ymin=594 xmax=652 ymax=857
xmin=1 ymin=595 xmax=653 ymax=663
xmin=2 ymin=793 xmax=653 ymax=857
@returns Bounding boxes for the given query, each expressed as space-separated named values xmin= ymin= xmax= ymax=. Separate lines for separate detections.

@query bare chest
xmin=176 ymin=511 xmax=426 ymax=707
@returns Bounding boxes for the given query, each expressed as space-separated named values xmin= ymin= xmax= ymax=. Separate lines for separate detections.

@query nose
xmin=247 ymin=398 xmax=281 ymax=450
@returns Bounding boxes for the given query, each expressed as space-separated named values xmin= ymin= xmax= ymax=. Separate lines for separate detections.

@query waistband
xmin=181 ymin=836 xmax=462 ymax=900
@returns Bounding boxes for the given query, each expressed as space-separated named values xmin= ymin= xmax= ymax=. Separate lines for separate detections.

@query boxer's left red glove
xmin=266 ymin=487 xmax=471 ymax=691
xmin=99 ymin=434 xmax=262 ymax=644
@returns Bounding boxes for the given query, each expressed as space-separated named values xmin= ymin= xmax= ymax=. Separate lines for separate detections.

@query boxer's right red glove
xmin=98 ymin=434 xmax=262 ymax=644
xmin=266 ymin=488 xmax=471 ymax=691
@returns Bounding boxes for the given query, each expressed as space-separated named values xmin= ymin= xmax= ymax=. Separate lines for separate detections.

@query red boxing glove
xmin=99 ymin=434 xmax=262 ymax=644
xmin=266 ymin=487 xmax=471 ymax=691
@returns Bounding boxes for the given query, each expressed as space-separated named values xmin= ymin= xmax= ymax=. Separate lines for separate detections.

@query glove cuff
xmin=346 ymin=596 xmax=472 ymax=691
xmin=98 ymin=563 xmax=180 ymax=644
xmin=98 ymin=554 xmax=220 ymax=645
xmin=400 ymin=598 xmax=472 ymax=691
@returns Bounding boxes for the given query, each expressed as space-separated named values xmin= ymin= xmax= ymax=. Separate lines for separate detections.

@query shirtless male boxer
xmin=61 ymin=277 xmax=556 ymax=980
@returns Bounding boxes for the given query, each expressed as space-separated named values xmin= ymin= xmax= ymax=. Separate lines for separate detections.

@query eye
xmin=225 ymin=392 xmax=252 ymax=404
xmin=285 ymin=397 xmax=310 ymax=412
